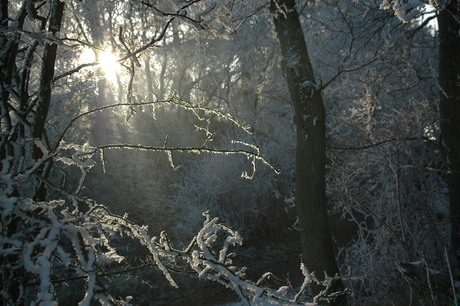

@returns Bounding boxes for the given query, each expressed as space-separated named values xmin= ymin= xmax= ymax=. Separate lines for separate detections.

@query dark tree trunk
xmin=0 ymin=2 xmax=27 ymax=167
xmin=270 ymin=0 xmax=345 ymax=303
xmin=438 ymin=0 xmax=460 ymax=266
xmin=32 ymin=0 xmax=65 ymax=200
xmin=33 ymin=0 xmax=65 ymax=142
xmin=0 ymin=0 xmax=11 ymax=164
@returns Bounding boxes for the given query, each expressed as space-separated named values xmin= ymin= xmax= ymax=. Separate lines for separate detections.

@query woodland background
xmin=1 ymin=0 xmax=459 ymax=305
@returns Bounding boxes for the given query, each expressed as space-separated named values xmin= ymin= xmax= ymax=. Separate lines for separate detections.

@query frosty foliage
xmin=166 ymin=150 xmax=276 ymax=242
xmin=380 ymin=0 xmax=447 ymax=22
xmin=0 ymin=156 xmax=333 ymax=304
xmin=0 ymin=171 xmax=128 ymax=304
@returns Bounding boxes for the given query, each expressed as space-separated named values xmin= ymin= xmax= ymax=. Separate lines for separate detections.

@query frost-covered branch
xmin=96 ymin=142 xmax=280 ymax=176
xmin=174 ymin=211 xmax=315 ymax=305
xmin=54 ymin=96 xmax=252 ymax=153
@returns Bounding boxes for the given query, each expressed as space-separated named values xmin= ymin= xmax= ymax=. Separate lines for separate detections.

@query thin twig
xmin=327 ymin=137 xmax=419 ymax=150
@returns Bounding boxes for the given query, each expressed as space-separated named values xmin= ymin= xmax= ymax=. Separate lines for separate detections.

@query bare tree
xmin=270 ymin=0 xmax=345 ymax=303
xmin=437 ymin=0 xmax=460 ymax=266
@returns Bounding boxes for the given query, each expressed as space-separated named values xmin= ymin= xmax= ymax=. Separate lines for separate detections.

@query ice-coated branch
xmin=96 ymin=142 xmax=280 ymax=176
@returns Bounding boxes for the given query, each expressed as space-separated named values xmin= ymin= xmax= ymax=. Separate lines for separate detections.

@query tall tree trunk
xmin=0 ymin=2 xmax=27 ymax=168
xmin=270 ymin=0 xmax=345 ymax=303
xmin=438 ymin=0 xmax=460 ymax=266
xmin=33 ymin=0 xmax=65 ymax=142
xmin=32 ymin=0 xmax=65 ymax=200
xmin=0 ymin=0 xmax=11 ymax=164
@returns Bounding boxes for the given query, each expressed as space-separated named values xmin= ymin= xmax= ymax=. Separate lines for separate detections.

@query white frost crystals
xmin=54 ymin=142 xmax=96 ymax=194
xmin=55 ymin=142 xmax=96 ymax=169
xmin=0 ymin=190 xmax=126 ymax=305
xmin=300 ymin=80 xmax=321 ymax=98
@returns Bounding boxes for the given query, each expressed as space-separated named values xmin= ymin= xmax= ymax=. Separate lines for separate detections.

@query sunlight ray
xmin=98 ymin=49 xmax=122 ymax=83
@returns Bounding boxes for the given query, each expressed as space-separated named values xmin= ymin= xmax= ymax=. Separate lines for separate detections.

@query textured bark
xmin=270 ymin=0 xmax=345 ymax=302
xmin=0 ymin=0 xmax=11 ymax=163
xmin=0 ymin=3 xmax=27 ymax=165
xmin=438 ymin=0 xmax=460 ymax=265
xmin=32 ymin=0 xmax=65 ymax=200
xmin=33 ymin=0 xmax=65 ymax=142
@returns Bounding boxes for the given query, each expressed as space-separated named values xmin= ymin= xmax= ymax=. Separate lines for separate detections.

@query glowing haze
xmin=78 ymin=47 xmax=122 ymax=82
xmin=98 ymin=50 xmax=121 ymax=83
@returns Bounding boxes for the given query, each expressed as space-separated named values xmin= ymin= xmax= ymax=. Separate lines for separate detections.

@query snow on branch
xmin=1 ymin=161 xmax=340 ymax=305
xmin=380 ymin=0 xmax=447 ymax=22
xmin=0 ymin=188 xmax=127 ymax=304
xmin=153 ymin=211 xmax=344 ymax=305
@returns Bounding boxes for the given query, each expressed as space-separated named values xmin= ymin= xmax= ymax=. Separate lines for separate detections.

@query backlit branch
xmin=54 ymin=97 xmax=252 ymax=153
xmin=96 ymin=143 xmax=280 ymax=176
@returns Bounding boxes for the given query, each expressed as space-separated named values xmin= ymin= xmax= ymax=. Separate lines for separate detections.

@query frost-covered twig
xmin=96 ymin=142 xmax=280 ymax=176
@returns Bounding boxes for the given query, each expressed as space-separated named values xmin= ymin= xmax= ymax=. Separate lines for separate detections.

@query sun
xmin=98 ymin=49 xmax=122 ymax=83
xmin=78 ymin=47 xmax=122 ymax=83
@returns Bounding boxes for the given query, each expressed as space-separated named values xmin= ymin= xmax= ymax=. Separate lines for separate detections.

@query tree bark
xmin=270 ymin=0 xmax=345 ymax=303
xmin=32 ymin=0 xmax=65 ymax=200
xmin=33 ymin=0 xmax=65 ymax=142
xmin=438 ymin=0 xmax=460 ymax=266
xmin=0 ymin=0 xmax=11 ymax=164
xmin=0 ymin=2 xmax=27 ymax=167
